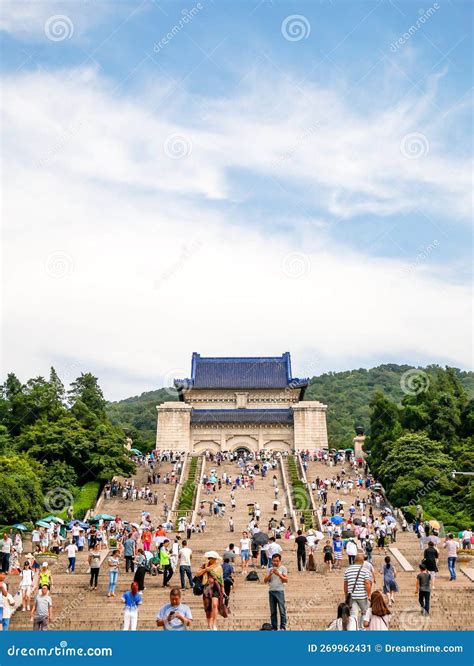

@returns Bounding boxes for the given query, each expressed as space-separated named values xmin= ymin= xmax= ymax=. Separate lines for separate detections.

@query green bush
xmin=71 ymin=481 xmax=101 ymax=520
xmin=176 ymin=457 xmax=199 ymax=522
xmin=288 ymin=456 xmax=314 ymax=527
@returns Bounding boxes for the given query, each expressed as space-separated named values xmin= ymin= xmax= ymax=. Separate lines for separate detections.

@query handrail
xmin=167 ymin=454 xmax=189 ymax=522
xmin=279 ymin=455 xmax=298 ymax=532
xmin=191 ymin=456 xmax=206 ymax=525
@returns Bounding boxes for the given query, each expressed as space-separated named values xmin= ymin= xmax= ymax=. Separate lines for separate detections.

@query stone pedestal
xmin=353 ymin=435 xmax=366 ymax=458
xmin=156 ymin=402 xmax=192 ymax=453
xmin=292 ymin=401 xmax=328 ymax=451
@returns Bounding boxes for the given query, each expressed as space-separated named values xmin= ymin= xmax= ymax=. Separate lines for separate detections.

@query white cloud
xmin=1 ymin=66 xmax=471 ymax=399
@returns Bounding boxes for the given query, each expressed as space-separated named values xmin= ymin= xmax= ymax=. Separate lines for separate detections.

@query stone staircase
xmin=10 ymin=456 xmax=473 ymax=631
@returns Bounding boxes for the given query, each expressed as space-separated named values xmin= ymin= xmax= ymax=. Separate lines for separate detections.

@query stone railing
xmin=191 ymin=456 xmax=206 ymax=525
xmin=279 ymin=455 xmax=298 ymax=532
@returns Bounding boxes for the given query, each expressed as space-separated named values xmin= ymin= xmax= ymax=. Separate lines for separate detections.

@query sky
xmin=1 ymin=0 xmax=472 ymax=401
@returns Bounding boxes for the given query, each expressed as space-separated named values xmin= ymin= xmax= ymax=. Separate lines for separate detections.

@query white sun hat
xmin=204 ymin=551 xmax=222 ymax=560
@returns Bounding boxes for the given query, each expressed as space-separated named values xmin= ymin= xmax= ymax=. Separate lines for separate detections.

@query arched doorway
xmin=234 ymin=446 xmax=251 ymax=458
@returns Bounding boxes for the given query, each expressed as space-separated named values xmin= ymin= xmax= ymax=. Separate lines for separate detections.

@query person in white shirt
xmin=0 ymin=573 xmax=15 ymax=631
xmin=265 ymin=538 xmax=282 ymax=567
xmin=178 ymin=541 xmax=193 ymax=590
xmin=443 ymin=534 xmax=460 ymax=580
xmin=461 ymin=529 xmax=472 ymax=549
xmin=240 ymin=532 xmax=251 ymax=575
xmin=0 ymin=534 xmax=12 ymax=573
xmin=327 ymin=602 xmax=358 ymax=631
xmin=65 ymin=542 xmax=78 ymax=573
xmin=20 ymin=562 xmax=34 ymax=610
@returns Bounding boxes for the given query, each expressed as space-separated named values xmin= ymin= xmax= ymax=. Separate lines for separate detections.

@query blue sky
xmin=1 ymin=0 xmax=472 ymax=399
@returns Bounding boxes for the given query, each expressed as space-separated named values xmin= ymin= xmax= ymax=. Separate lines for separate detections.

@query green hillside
xmin=106 ymin=364 xmax=474 ymax=451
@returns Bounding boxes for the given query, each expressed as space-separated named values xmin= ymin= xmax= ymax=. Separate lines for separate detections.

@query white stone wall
xmin=156 ymin=402 xmax=192 ymax=452
xmin=292 ymin=401 xmax=328 ymax=451
xmin=182 ymin=388 xmax=301 ymax=409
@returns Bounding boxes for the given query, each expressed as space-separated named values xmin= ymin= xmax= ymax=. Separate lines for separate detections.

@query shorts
xmin=251 ymin=550 xmax=258 ymax=559
xmin=20 ymin=585 xmax=32 ymax=595
xmin=378 ymin=537 xmax=385 ymax=547
xmin=324 ymin=554 xmax=333 ymax=562
xmin=241 ymin=550 xmax=250 ymax=561
xmin=334 ymin=552 xmax=342 ymax=560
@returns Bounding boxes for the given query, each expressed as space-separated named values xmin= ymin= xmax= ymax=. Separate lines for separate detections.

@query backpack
xmin=192 ymin=576 xmax=204 ymax=596
xmin=246 ymin=571 xmax=259 ymax=581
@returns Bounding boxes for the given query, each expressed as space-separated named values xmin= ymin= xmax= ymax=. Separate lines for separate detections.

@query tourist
xmin=222 ymin=557 xmax=234 ymax=601
xmin=19 ymin=561 xmax=34 ymax=611
xmin=333 ymin=535 xmax=343 ymax=569
xmin=160 ymin=540 xmax=173 ymax=588
xmin=229 ymin=516 xmax=234 ymax=532
xmin=123 ymin=534 xmax=136 ymax=573
xmin=0 ymin=533 xmax=12 ymax=573
xmin=443 ymin=533 xmax=459 ymax=581
xmin=345 ymin=538 xmax=358 ymax=565
xmin=122 ymin=581 xmax=142 ymax=631
xmin=65 ymin=540 xmax=78 ymax=574
xmin=156 ymin=588 xmax=193 ymax=630
xmin=327 ymin=602 xmax=357 ymax=631
xmin=178 ymin=540 xmax=193 ymax=590
xmin=423 ymin=541 xmax=439 ymax=589
xmin=461 ymin=527 xmax=472 ymax=550
xmin=381 ymin=556 xmax=399 ymax=606
xmin=133 ymin=548 xmax=148 ymax=592
xmin=343 ymin=553 xmax=372 ymax=627
xmin=195 ymin=551 xmax=227 ymax=630
xmin=31 ymin=584 xmax=52 ymax=630
xmin=323 ymin=540 xmax=334 ymax=573
xmin=88 ymin=544 xmax=101 ymax=591
xmin=416 ymin=562 xmax=431 ymax=615
xmin=294 ymin=530 xmax=308 ymax=572
xmin=39 ymin=562 xmax=52 ymax=590
xmin=363 ymin=590 xmax=391 ymax=630
xmin=107 ymin=549 xmax=120 ymax=597
xmin=0 ymin=575 xmax=14 ymax=631
xmin=240 ymin=531 xmax=251 ymax=575
xmin=264 ymin=553 xmax=288 ymax=631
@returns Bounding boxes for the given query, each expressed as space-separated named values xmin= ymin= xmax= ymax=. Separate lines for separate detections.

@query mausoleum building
xmin=156 ymin=353 xmax=328 ymax=455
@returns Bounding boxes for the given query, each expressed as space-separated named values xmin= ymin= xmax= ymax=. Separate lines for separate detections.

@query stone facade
xmin=156 ymin=354 xmax=328 ymax=454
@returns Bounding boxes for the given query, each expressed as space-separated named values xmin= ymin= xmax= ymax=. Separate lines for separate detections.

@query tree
xmin=69 ymin=373 xmax=106 ymax=417
xmin=0 ymin=454 xmax=44 ymax=523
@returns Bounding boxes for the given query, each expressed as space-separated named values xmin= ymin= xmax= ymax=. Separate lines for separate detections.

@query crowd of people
xmin=0 ymin=447 xmax=471 ymax=632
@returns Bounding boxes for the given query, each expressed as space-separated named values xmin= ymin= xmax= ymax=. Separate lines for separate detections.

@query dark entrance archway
xmin=235 ymin=446 xmax=252 ymax=458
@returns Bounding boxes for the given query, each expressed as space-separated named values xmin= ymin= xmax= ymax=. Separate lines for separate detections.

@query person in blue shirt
xmin=333 ymin=535 xmax=343 ymax=569
xmin=156 ymin=588 xmax=193 ymax=630
xmin=122 ymin=582 xmax=142 ymax=631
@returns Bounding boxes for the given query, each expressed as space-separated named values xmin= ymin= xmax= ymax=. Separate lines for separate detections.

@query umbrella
xmin=130 ymin=448 xmax=142 ymax=455
xmin=352 ymin=518 xmax=362 ymax=525
xmin=345 ymin=448 xmax=354 ymax=452
xmin=36 ymin=520 xmax=50 ymax=528
xmin=386 ymin=516 xmax=396 ymax=524
xmin=67 ymin=520 xmax=89 ymax=530
xmin=247 ymin=503 xmax=255 ymax=507
xmin=384 ymin=507 xmax=392 ymax=513
xmin=429 ymin=520 xmax=441 ymax=530
xmin=93 ymin=514 xmax=115 ymax=521
xmin=155 ymin=536 xmax=170 ymax=545
xmin=42 ymin=515 xmax=65 ymax=525
xmin=373 ymin=483 xmax=382 ymax=490
xmin=215 ymin=501 xmax=226 ymax=507
xmin=12 ymin=524 xmax=28 ymax=531
xmin=209 ymin=476 xmax=217 ymax=484
xmin=330 ymin=516 xmax=344 ymax=525
xmin=252 ymin=532 xmax=269 ymax=546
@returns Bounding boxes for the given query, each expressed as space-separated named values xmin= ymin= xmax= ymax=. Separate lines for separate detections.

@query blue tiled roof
xmin=174 ymin=353 xmax=308 ymax=391
xmin=191 ymin=409 xmax=294 ymax=425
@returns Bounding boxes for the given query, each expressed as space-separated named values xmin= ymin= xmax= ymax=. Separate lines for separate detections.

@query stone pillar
xmin=258 ymin=429 xmax=264 ymax=452
xmin=353 ymin=435 xmax=365 ymax=458
xmin=292 ymin=401 xmax=328 ymax=452
xmin=156 ymin=402 xmax=192 ymax=453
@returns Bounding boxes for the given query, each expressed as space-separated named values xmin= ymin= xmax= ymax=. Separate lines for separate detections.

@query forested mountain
xmin=107 ymin=364 xmax=474 ymax=451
